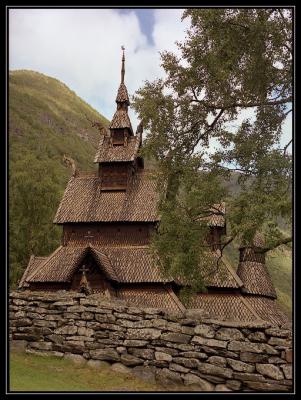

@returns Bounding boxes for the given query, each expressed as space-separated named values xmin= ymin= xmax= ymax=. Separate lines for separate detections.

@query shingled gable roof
xmin=25 ymin=245 xmax=118 ymax=284
xmin=54 ymin=170 xmax=159 ymax=223
xmin=189 ymin=293 xmax=263 ymax=322
xmin=21 ymin=241 xmax=243 ymax=289
xmin=237 ymin=260 xmax=277 ymax=298
xmin=94 ymin=135 xmax=140 ymax=163
xmin=116 ymin=82 xmax=130 ymax=104
xmin=109 ymin=109 xmax=133 ymax=131
xmin=19 ymin=255 xmax=48 ymax=288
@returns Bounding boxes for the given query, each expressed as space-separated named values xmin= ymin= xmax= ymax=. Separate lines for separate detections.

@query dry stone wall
xmin=9 ymin=291 xmax=293 ymax=392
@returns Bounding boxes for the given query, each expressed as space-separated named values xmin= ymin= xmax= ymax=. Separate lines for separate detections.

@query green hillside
xmin=9 ymin=70 xmax=109 ymax=287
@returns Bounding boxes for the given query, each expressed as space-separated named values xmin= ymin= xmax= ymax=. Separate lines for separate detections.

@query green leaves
xmin=133 ymin=9 xmax=292 ymax=291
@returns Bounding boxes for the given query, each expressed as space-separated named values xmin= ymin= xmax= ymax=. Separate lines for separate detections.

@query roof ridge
xmin=238 ymin=294 xmax=263 ymax=320
xmin=89 ymin=245 xmax=119 ymax=282
xmin=26 ymin=245 xmax=63 ymax=282
xmin=221 ymin=256 xmax=244 ymax=287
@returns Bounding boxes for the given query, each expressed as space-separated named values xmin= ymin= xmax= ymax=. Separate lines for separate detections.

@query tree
xmin=9 ymin=155 xmax=62 ymax=287
xmin=132 ymin=8 xmax=292 ymax=293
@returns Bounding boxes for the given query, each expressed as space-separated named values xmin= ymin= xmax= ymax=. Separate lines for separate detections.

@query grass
xmin=9 ymin=351 xmax=164 ymax=392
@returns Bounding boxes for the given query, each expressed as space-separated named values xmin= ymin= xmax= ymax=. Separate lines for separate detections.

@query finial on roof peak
xmin=121 ymin=45 xmax=125 ymax=84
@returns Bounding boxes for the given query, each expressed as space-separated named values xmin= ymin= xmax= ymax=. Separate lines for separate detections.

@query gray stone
xmin=183 ymin=373 xmax=214 ymax=391
xmin=95 ymin=322 xmax=123 ymax=332
xmin=194 ymin=324 xmax=215 ymax=338
xmin=120 ymin=353 xmax=143 ymax=366
xmin=161 ymin=332 xmax=191 ymax=344
xmin=155 ymin=347 xmax=178 ymax=356
xmin=281 ymin=364 xmax=292 ymax=380
xmin=228 ymin=340 xmax=265 ymax=353
xmin=154 ymin=351 xmax=172 ymax=362
xmin=95 ymin=314 xmax=116 ymax=323
xmin=204 ymin=319 xmax=271 ymax=329
xmin=114 ymin=312 xmax=142 ymax=321
xmin=268 ymin=337 xmax=291 ymax=347
xmin=66 ymin=306 xmax=87 ymax=313
xmin=155 ymin=368 xmax=183 ymax=387
xmin=207 ymin=356 xmax=227 ymax=367
xmin=192 ymin=336 xmax=227 ymax=349
xmin=116 ymin=346 xmax=127 ymax=354
xmin=66 ymin=336 xmax=94 ymax=342
xmin=248 ymin=331 xmax=267 ymax=342
xmin=225 ymin=380 xmax=242 ymax=391
xmin=52 ymin=300 xmax=75 ymax=306
xmin=152 ymin=319 xmax=167 ymax=329
xmin=111 ymin=362 xmax=131 ymax=374
xmin=180 ymin=318 xmax=198 ymax=327
xmin=193 ymin=371 xmax=225 ymax=384
xmin=33 ymin=319 xmax=57 ymax=328
xmin=129 ymin=348 xmax=154 ymax=360
xmin=64 ymin=353 xmax=86 ymax=365
xmin=10 ymin=340 xmax=27 ymax=352
xmin=215 ymin=327 xmax=244 ymax=341
xmin=118 ymin=319 xmax=135 ymax=328
xmin=126 ymin=328 xmax=161 ymax=340
xmin=240 ymin=352 xmax=269 ymax=363
xmin=227 ymin=358 xmax=255 ymax=373
xmin=81 ymin=312 xmax=94 ymax=320
xmin=15 ymin=318 xmax=32 ymax=327
xmin=54 ymin=325 xmax=77 ymax=335
xmin=197 ymin=362 xmax=233 ymax=379
xmin=166 ymin=343 xmax=194 ymax=351
xmin=29 ymin=341 xmax=53 ymax=351
xmin=77 ymin=327 xmax=94 ymax=337
xmin=173 ymin=357 xmax=200 ymax=369
xmin=87 ymin=360 xmax=110 ymax=369
xmin=256 ymin=363 xmax=284 ymax=380
xmin=215 ymin=384 xmax=231 ymax=391
xmin=123 ymin=340 xmax=148 ymax=347
xmin=75 ymin=321 xmax=86 ymax=327
xmin=90 ymin=348 xmax=120 ymax=361
xmin=13 ymin=333 xmax=41 ymax=342
xmin=169 ymin=363 xmax=190 ymax=373
xmin=232 ymin=372 xmax=265 ymax=382
xmin=265 ymin=328 xmax=292 ymax=338
xmin=132 ymin=366 xmax=157 ymax=384
xmin=180 ymin=351 xmax=207 ymax=360
xmin=245 ymin=381 xmax=290 ymax=391
xmin=268 ymin=356 xmax=287 ymax=364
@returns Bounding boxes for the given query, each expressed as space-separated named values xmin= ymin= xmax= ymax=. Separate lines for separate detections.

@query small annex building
xmin=19 ymin=50 xmax=289 ymax=326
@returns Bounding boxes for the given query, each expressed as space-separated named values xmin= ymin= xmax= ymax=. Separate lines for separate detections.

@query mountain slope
xmin=9 ymin=70 xmax=109 ymax=287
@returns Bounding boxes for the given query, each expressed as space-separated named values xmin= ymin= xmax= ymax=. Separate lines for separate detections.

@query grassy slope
xmin=9 ymin=352 xmax=163 ymax=392
xmin=9 ymin=69 xmax=108 ymax=172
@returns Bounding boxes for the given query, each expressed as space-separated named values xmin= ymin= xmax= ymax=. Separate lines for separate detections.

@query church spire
xmin=115 ymin=46 xmax=130 ymax=106
xmin=121 ymin=45 xmax=125 ymax=84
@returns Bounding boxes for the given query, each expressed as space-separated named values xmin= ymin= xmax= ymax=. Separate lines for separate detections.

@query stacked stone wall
xmin=9 ymin=291 xmax=293 ymax=392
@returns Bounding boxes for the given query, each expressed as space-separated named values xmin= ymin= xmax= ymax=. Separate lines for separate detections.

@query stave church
xmin=19 ymin=49 xmax=289 ymax=326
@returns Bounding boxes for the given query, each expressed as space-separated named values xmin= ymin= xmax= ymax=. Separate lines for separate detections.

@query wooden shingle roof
xmin=189 ymin=293 xmax=262 ymax=322
xmin=237 ymin=261 xmax=277 ymax=299
xmin=94 ymin=135 xmax=140 ymax=163
xmin=116 ymin=83 xmax=130 ymax=104
xmin=118 ymin=286 xmax=185 ymax=313
xmin=25 ymin=245 xmax=119 ymax=283
xmin=109 ymin=109 xmax=133 ymax=131
xmin=53 ymin=170 xmax=159 ymax=223
xmin=246 ymin=296 xmax=289 ymax=326
xmin=18 ymin=255 xmax=48 ymax=288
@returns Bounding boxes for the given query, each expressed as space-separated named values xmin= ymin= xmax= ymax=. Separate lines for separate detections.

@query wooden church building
xmin=19 ymin=50 xmax=289 ymax=326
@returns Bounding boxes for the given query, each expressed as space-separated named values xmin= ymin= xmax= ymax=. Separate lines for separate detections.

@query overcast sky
xmin=9 ymin=7 xmax=292 ymax=151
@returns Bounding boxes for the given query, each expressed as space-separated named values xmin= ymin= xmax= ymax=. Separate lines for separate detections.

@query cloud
xmin=9 ymin=8 xmax=188 ymax=131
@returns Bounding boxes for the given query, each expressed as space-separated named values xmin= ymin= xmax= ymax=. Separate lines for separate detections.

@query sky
xmin=9 ymin=7 xmax=292 ymax=151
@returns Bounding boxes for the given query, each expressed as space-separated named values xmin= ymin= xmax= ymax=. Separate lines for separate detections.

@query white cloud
xmin=9 ymin=8 xmax=188 ymax=131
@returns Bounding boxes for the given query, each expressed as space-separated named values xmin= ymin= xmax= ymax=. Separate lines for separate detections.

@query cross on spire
xmin=121 ymin=45 xmax=125 ymax=84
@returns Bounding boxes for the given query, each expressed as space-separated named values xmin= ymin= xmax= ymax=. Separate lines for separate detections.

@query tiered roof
xmin=94 ymin=135 xmax=140 ymax=163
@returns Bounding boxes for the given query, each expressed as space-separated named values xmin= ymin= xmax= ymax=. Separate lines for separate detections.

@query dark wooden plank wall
xmin=63 ymin=223 xmax=154 ymax=246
